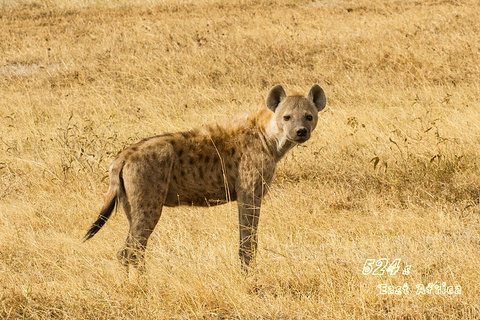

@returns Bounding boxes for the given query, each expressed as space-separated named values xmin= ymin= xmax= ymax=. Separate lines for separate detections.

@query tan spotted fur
xmin=84 ymin=84 xmax=326 ymax=272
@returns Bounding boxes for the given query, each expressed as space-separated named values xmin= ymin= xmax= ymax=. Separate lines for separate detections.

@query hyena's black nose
xmin=296 ymin=128 xmax=308 ymax=137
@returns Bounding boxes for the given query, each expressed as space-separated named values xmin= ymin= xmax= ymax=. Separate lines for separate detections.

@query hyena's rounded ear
xmin=266 ymin=84 xmax=287 ymax=112
xmin=308 ymin=84 xmax=327 ymax=112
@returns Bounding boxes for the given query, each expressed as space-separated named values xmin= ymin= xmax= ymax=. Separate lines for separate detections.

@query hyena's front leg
xmin=237 ymin=186 xmax=263 ymax=271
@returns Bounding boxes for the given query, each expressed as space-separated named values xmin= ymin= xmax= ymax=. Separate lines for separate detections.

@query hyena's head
xmin=266 ymin=84 xmax=326 ymax=143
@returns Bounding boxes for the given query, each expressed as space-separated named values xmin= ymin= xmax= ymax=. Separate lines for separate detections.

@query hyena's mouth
xmin=288 ymin=135 xmax=310 ymax=144
xmin=288 ymin=127 xmax=311 ymax=143
xmin=295 ymin=137 xmax=309 ymax=143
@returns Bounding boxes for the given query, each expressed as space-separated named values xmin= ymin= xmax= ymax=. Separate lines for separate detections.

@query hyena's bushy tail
xmin=84 ymin=158 xmax=125 ymax=241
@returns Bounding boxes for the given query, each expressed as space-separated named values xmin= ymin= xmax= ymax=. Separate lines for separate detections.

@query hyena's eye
xmin=306 ymin=115 xmax=313 ymax=121
xmin=283 ymin=115 xmax=291 ymax=121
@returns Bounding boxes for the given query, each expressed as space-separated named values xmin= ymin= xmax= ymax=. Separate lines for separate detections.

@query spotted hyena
xmin=84 ymin=84 xmax=326 ymax=272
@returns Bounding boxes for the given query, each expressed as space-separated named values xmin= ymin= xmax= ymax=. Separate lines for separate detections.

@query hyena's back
xmin=120 ymin=126 xmax=246 ymax=207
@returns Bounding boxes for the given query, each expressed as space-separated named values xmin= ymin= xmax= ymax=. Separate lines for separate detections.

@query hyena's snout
xmin=293 ymin=126 xmax=311 ymax=142
xmin=296 ymin=127 xmax=308 ymax=137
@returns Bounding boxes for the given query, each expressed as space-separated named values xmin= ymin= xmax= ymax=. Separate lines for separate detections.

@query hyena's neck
xmin=248 ymin=107 xmax=297 ymax=161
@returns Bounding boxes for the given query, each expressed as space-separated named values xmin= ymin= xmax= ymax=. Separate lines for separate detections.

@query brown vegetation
xmin=1 ymin=0 xmax=480 ymax=318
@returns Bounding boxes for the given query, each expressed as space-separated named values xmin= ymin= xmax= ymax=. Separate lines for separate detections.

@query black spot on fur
xmin=181 ymin=170 xmax=185 ymax=177
xmin=198 ymin=154 xmax=204 ymax=161
xmin=205 ymin=156 xmax=210 ymax=163
xmin=181 ymin=131 xmax=192 ymax=139
xmin=189 ymin=158 xmax=194 ymax=165
xmin=199 ymin=167 xmax=204 ymax=179
xmin=231 ymin=148 xmax=236 ymax=157
xmin=178 ymin=149 xmax=184 ymax=157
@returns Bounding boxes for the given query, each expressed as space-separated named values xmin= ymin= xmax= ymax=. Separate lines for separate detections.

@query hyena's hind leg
xmin=117 ymin=144 xmax=174 ymax=272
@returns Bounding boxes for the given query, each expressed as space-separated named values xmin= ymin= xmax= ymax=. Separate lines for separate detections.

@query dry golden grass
xmin=1 ymin=0 xmax=480 ymax=318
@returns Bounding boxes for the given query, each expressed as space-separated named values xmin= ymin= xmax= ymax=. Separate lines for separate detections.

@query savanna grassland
xmin=1 ymin=0 xmax=480 ymax=318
